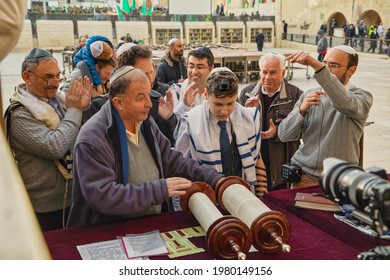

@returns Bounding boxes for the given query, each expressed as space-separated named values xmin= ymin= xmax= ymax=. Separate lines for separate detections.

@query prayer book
xmin=294 ymin=192 xmax=342 ymax=212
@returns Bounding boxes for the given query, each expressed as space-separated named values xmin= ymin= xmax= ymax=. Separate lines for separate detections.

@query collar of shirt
xmin=210 ymin=112 xmax=232 ymax=142
xmin=345 ymin=81 xmax=352 ymax=91
xmin=261 ymin=84 xmax=281 ymax=97
xmin=126 ymin=122 xmax=142 ymax=146
xmin=24 ymin=87 xmax=51 ymax=103
xmin=24 ymin=88 xmax=63 ymax=115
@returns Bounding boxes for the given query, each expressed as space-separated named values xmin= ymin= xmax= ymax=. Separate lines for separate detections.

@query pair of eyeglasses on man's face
xmin=188 ymin=64 xmax=210 ymax=70
xmin=322 ymin=61 xmax=349 ymax=70
xmin=29 ymin=71 xmax=64 ymax=85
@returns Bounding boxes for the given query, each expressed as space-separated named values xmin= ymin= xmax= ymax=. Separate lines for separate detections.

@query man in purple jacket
xmin=67 ymin=66 xmax=224 ymax=227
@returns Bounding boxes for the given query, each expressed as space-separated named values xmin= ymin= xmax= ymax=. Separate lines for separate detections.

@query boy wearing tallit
xmin=175 ymin=68 xmax=267 ymax=211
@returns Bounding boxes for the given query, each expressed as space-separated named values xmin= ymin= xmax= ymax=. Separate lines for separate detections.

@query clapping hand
xmin=66 ymin=76 xmax=92 ymax=110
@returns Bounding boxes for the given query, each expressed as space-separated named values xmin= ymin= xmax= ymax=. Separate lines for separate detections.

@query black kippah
xmin=196 ymin=46 xmax=214 ymax=58
xmin=25 ymin=48 xmax=53 ymax=60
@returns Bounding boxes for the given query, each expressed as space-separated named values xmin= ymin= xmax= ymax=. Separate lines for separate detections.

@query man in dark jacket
xmin=255 ymin=31 xmax=265 ymax=51
xmin=238 ymin=53 xmax=302 ymax=191
xmin=156 ymin=38 xmax=187 ymax=85
xmin=282 ymin=20 xmax=288 ymax=39
xmin=67 ymin=67 xmax=224 ymax=227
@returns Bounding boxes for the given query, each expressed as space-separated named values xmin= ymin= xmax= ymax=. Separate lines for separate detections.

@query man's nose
xmin=145 ymin=96 xmax=153 ymax=108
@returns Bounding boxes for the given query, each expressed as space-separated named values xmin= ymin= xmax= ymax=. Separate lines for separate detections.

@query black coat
xmin=256 ymin=33 xmax=265 ymax=46
xmin=156 ymin=53 xmax=187 ymax=85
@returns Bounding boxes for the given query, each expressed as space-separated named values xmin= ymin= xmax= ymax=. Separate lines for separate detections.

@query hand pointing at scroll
xmin=166 ymin=177 xmax=192 ymax=197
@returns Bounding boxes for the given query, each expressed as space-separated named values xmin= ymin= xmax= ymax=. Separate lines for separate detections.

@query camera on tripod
xmin=320 ymin=157 xmax=390 ymax=259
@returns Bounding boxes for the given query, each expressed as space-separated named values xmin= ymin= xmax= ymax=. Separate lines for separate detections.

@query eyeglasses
xmin=323 ymin=62 xmax=349 ymax=70
xmin=29 ymin=71 xmax=64 ymax=85
xmin=188 ymin=64 xmax=210 ymax=70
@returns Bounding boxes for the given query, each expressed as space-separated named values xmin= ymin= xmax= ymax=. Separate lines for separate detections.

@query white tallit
xmin=185 ymin=100 xmax=261 ymax=186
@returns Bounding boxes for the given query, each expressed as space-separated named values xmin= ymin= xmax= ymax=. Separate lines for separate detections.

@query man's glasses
xmin=29 ymin=71 xmax=64 ymax=85
xmin=323 ymin=62 xmax=349 ymax=70
xmin=188 ymin=64 xmax=210 ymax=70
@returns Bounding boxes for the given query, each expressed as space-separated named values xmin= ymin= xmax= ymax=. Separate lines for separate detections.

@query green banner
xmin=122 ymin=0 xmax=131 ymax=13
xmin=116 ymin=5 xmax=125 ymax=21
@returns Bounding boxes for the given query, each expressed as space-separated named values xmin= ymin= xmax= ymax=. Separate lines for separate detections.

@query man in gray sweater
xmin=279 ymin=45 xmax=373 ymax=188
xmin=5 ymin=48 xmax=92 ymax=231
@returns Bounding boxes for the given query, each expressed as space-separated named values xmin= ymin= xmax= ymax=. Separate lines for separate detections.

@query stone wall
xmin=77 ymin=21 xmax=114 ymax=44
xmin=116 ymin=21 xmax=149 ymax=45
xmin=36 ymin=20 xmax=74 ymax=49
xmin=13 ymin=20 xmax=34 ymax=52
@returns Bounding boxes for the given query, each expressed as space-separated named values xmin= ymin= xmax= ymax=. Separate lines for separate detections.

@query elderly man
xmin=67 ymin=67 xmax=224 ymax=227
xmin=5 ymin=48 xmax=91 ymax=231
xmin=238 ymin=53 xmax=303 ymax=191
xmin=88 ymin=44 xmax=177 ymax=145
xmin=156 ymin=38 xmax=187 ymax=85
xmin=172 ymin=46 xmax=215 ymax=119
xmin=279 ymin=46 xmax=373 ymax=188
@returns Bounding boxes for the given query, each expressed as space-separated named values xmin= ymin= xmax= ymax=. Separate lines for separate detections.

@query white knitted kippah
xmin=168 ymin=38 xmax=179 ymax=46
xmin=333 ymin=45 xmax=357 ymax=55
xmin=116 ymin=43 xmax=137 ymax=59
xmin=209 ymin=67 xmax=234 ymax=75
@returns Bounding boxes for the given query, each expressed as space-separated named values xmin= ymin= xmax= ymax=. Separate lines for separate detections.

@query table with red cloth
xmin=43 ymin=187 xmax=385 ymax=260
xmin=263 ymin=186 xmax=390 ymax=253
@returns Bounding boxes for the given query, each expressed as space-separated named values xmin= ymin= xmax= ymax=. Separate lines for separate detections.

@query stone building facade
xmin=276 ymin=0 xmax=389 ymax=36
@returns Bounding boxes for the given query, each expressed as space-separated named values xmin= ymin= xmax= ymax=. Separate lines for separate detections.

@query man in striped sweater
xmin=279 ymin=45 xmax=373 ymax=188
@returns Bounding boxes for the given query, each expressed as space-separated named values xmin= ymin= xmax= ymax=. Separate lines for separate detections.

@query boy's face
xmin=206 ymin=92 xmax=237 ymax=121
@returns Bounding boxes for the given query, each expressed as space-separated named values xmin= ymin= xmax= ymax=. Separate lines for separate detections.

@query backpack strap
xmin=3 ymin=102 xmax=24 ymax=141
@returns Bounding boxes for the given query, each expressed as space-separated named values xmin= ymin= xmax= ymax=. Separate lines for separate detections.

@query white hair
xmin=259 ymin=53 xmax=286 ymax=70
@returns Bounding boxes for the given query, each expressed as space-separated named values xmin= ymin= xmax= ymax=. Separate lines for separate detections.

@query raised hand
xmin=65 ymin=76 xmax=92 ymax=110
xmin=81 ymin=76 xmax=93 ymax=109
xmin=299 ymin=91 xmax=325 ymax=116
xmin=261 ymin=119 xmax=276 ymax=139
xmin=285 ymin=51 xmax=323 ymax=71
xmin=158 ymin=90 xmax=174 ymax=120
xmin=183 ymin=81 xmax=204 ymax=107
xmin=245 ymin=95 xmax=260 ymax=108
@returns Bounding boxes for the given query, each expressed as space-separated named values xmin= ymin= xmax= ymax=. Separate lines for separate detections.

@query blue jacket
xmin=73 ymin=35 xmax=113 ymax=86
xmin=67 ymin=101 xmax=223 ymax=227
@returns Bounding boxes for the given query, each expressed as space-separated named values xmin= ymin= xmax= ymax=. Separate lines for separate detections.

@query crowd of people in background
xmin=327 ymin=19 xmax=389 ymax=54
xmin=28 ymin=4 xmax=169 ymax=17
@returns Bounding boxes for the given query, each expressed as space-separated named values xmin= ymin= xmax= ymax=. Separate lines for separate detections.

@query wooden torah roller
xmin=180 ymin=181 xmax=252 ymax=260
xmin=215 ymin=176 xmax=291 ymax=253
